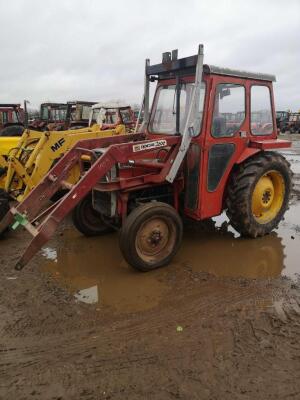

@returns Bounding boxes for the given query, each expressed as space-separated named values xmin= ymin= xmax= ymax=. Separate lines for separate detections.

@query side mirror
xmin=220 ymin=88 xmax=231 ymax=99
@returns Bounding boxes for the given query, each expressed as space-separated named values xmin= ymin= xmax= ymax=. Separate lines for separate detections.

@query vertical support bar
xmin=134 ymin=95 xmax=144 ymax=133
xmin=166 ymin=44 xmax=204 ymax=183
xmin=175 ymin=75 xmax=181 ymax=134
xmin=138 ymin=59 xmax=150 ymax=133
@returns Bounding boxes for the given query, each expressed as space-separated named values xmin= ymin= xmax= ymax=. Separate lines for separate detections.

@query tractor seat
xmin=212 ymin=116 xmax=226 ymax=136
xmin=93 ymin=148 xmax=108 ymax=158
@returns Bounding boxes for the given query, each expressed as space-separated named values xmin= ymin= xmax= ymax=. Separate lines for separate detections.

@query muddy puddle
xmin=42 ymin=200 xmax=300 ymax=312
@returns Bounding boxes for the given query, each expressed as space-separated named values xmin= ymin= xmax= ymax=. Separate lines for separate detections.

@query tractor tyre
xmin=0 ymin=125 xmax=24 ymax=137
xmin=119 ymin=202 xmax=183 ymax=272
xmin=226 ymin=151 xmax=292 ymax=238
xmin=72 ymin=193 xmax=113 ymax=236
xmin=0 ymin=189 xmax=10 ymax=239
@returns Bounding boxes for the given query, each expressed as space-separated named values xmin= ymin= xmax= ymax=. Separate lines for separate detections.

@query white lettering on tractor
xmin=132 ymin=140 xmax=167 ymax=153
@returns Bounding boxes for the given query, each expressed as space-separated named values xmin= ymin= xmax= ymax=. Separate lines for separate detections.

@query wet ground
xmin=0 ymin=133 xmax=300 ymax=399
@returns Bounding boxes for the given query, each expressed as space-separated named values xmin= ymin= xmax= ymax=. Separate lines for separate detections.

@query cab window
xmin=149 ymin=82 xmax=205 ymax=135
xmin=41 ymin=106 xmax=49 ymax=120
xmin=2 ymin=112 xmax=8 ymax=124
xmin=251 ymin=85 xmax=273 ymax=135
xmin=212 ymin=84 xmax=245 ymax=138
xmin=120 ymin=109 xmax=133 ymax=124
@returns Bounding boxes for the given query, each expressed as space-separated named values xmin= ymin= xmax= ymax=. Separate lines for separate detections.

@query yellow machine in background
xmin=0 ymin=123 xmax=125 ymax=202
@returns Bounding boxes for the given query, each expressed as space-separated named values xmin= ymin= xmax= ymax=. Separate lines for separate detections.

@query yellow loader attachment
xmin=0 ymin=123 xmax=126 ymax=202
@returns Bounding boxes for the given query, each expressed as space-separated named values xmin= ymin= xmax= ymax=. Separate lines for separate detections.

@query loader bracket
xmin=11 ymin=213 xmax=29 ymax=230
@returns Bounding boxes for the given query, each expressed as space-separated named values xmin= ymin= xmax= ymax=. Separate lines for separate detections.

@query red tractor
xmin=65 ymin=101 xmax=97 ymax=130
xmin=285 ymin=113 xmax=300 ymax=134
xmin=29 ymin=102 xmax=68 ymax=131
xmin=0 ymin=45 xmax=292 ymax=272
xmin=0 ymin=104 xmax=25 ymax=136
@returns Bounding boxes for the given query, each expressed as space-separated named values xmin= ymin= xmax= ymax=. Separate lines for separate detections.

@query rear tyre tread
xmin=226 ymin=151 xmax=292 ymax=238
xmin=72 ymin=193 xmax=113 ymax=237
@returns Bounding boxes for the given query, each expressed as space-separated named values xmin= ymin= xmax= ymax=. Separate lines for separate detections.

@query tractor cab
xmin=286 ymin=112 xmax=300 ymax=133
xmin=139 ymin=47 xmax=290 ymax=220
xmin=276 ymin=110 xmax=290 ymax=133
xmin=89 ymin=103 xmax=136 ymax=131
xmin=30 ymin=103 xmax=68 ymax=131
xmin=0 ymin=104 xmax=25 ymax=136
xmin=65 ymin=101 xmax=97 ymax=129
xmin=0 ymin=104 xmax=24 ymax=128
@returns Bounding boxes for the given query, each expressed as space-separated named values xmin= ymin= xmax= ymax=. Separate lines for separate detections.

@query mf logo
xmin=51 ymin=138 xmax=66 ymax=152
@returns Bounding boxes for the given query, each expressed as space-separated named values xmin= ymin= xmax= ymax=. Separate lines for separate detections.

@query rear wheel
xmin=0 ymin=189 xmax=10 ymax=239
xmin=72 ymin=193 xmax=113 ymax=236
xmin=226 ymin=151 xmax=292 ymax=237
xmin=119 ymin=202 xmax=183 ymax=272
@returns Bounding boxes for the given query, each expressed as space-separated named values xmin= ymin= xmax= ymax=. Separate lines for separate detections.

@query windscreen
xmin=91 ymin=108 xmax=118 ymax=125
xmin=149 ymin=82 xmax=205 ymax=135
xmin=50 ymin=108 xmax=67 ymax=121
xmin=41 ymin=106 xmax=49 ymax=120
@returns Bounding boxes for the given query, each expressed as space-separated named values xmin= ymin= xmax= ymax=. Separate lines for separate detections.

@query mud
xmin=0 ymin=134 xmax=300 ymax=399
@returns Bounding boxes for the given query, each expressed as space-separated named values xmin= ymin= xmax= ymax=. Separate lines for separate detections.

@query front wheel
xmin=72 ymin=193 xmax=113 ymax=236
xmin=0 ymin=125 xmax=24 ymax=137
xmin=119 ymin=202 xmax=183 ymax=272
xmin=226 ymin=151 xmax=292 ymax=238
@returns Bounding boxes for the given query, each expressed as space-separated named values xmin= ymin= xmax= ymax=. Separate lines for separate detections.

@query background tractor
xmin=286 ymin=112 xmax=300 ymax=133
xmin=65 ymin=101 xmax=97 ymax=130
xmin=89 ymin=103 xmax=136 ymax=131
xmin=0 ymin=45 xmax=292 ymax=273
xmin=29 ymin=102 xmax=68 ymax=131
xmin=0 ymin=104 xmax=25 ymax=136
xmin=276 ymin=110 xmax=290 ymax=133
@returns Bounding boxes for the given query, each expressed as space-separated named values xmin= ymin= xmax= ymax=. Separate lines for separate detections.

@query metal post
xmin=175 ymin=75 xmax=180 ymax=134
xmin=23 ymin=99 xmax=30 ymax=131
xmin=166 ymin=44 xmax=204 ymax=183
xmin=134 ymin=94 xmax=144 ymax=133
xmin=138 ymin=59 xmax=150 ymax=133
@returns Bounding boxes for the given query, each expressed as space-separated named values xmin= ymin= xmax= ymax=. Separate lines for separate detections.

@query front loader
xmin=0 ymin=105 xmax=135 ymax=203
xmin=0 ymin=45 xmax=292 ymax=273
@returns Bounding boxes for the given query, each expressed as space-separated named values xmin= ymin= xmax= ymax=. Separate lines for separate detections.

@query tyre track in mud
xmin=1 ymin=264 xmax=300 ymax=400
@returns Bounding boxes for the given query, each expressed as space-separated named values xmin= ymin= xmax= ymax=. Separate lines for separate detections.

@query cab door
xmin=199 ymin=76 xmax=250 ymax=219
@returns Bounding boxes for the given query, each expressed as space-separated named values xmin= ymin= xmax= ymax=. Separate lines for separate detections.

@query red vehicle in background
xmin=29 ymin=102 xmax=68 ymax=131
xmin=0 ymin=104 xmax=25 ymax=136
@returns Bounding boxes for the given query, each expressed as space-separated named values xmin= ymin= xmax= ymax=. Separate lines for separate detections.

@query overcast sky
xmin=0 ymin=0 xmax=299 ymax=110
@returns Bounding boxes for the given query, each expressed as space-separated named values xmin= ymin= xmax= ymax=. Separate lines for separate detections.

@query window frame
xmin=120 ymin=108 xmax=133 ymax=124
xmin=250 ymin=84 xmax=274 ymax=136
xmin=210 ymin=82 xmax=246 ymax=139
xmin=148 ymin=78 xmax=207 ymax=137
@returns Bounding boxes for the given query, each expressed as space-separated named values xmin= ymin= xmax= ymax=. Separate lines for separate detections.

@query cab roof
xmin=146 ymin=54 xmax=276 ymax=82
xmin=92 ymin=102 xmax=131 ymax=110
xmin=0 ymin=103 xmax=21 ymax=108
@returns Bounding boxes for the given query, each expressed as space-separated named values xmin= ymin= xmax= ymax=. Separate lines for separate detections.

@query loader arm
xmin=0 ymin=133 xmax=180 ymax=270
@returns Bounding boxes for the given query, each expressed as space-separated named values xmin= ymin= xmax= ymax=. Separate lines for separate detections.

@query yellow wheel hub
xmin=252 ymin=170 xmax=285 ymax=224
